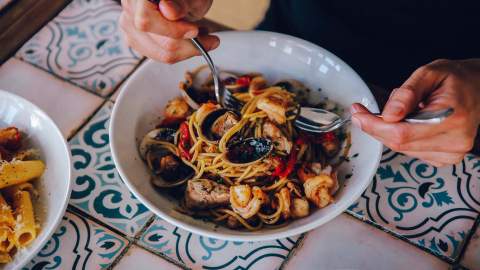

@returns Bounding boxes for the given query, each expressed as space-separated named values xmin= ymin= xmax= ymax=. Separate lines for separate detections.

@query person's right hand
xmin=120 ymin=0 xmax=219 ymax=64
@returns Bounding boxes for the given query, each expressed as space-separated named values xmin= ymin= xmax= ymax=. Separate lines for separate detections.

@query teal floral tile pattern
xmin=15 ymin=0 xmax=142 ymax=96
xmin=139 ymin=217 xmax=299 ymax=270
xmin=348 ymin=148 xmax=480 ymax=260
xmin=69 ymin=101 xmax=153 ymax=236
xmin=23 ymin=211 xmax=127 ymax=270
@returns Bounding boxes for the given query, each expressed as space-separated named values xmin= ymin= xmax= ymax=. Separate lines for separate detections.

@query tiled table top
xmin=1 ymin=0 xmax=479 ymax=269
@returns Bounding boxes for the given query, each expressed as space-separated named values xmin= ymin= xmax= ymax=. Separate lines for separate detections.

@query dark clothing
xmin=257 ymin=0 xmax=480 ymax=90
xmin=257 ymin=0 xmax=480 ymax=154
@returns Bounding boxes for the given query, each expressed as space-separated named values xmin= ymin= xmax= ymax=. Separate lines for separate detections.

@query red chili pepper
xmin=271 ymin=156 xmax=286 ymax=177
xmin=178 ymin=122 xmax=192 ymax=160
xmin=322 ymin=132 xmax=336 ymax=142
xmin=236 ymin=76 xmax=251 ymax=87
xmin=271 ymin=138 xmax=304 ymax=178
xmin=300 ymin=132 xmax=335 ymax=144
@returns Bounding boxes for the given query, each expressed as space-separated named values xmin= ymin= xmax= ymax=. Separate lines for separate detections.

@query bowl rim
xmin=110 ymin=30 xmax=382 ymax=241
xmin=0 ymin=89 xmax=73 ymax=268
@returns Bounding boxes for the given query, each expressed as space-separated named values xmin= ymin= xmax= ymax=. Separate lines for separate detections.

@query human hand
xmin=119 ymin=0 xmax=219 ymax=63
xmin=351 ymin=59 xmax=480 ymax=167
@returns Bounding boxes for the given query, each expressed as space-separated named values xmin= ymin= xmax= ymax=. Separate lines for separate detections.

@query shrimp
xmin=164 ymin=97 xmax=191 ymax=120
xmin=257 ymin=94 xmax=288 ymax=124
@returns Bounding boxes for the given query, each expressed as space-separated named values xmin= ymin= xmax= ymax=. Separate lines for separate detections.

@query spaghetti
xmin=139 ymin=67 xmax=348 ymax=230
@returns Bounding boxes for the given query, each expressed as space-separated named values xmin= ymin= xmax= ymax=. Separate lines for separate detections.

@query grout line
xmin=106 ymin=56 xmax=147 ymax=102
xmin=132 ymin=214 xmax=156 ymax=241
xmin=344 ymin=210 xmax=456 ymax=264
xmin=12 ymin=57 xmax=109 ymax=98
xmin=134 ymin=242 xmax=191 ymax=270
xmin=449 ymin=263 xmax=470 ymax=270
xmin=65 ymin=207 xmax=135 ymax=269
xmin=92 ymin=210 xmax=156 ymax=269
xmin=106 ymin=239 xmax=135 ymax=270
xmin=454 ymin=214 xmax=480 ymax=265
xmin=278 ymin=233 xmax=308 ymax=270
xmin=130 ymin=216 xmax=190 ymax=269
xmin=66 ymin=99 xmax=109 ymax=141
xmin=67 ymin=204 xmax=130 ymax=239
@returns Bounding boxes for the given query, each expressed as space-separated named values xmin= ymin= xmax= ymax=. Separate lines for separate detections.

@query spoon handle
xmin=372 ymin=107 xmax=454 ymax=124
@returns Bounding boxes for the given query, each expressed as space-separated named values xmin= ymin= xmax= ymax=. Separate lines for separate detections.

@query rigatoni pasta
xmin=4 ymin=184 xmax=37 ymax=247
xmin=0 ymin=127 xmax=44 ymax=264
xmin=0 ymin=160 xmax=45 ymax=189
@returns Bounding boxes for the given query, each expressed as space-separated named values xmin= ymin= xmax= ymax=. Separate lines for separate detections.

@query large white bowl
xmin=0 ymin=90 xmax=72 ymax=269
xmin=110 ymin=31 xmax=382 ymax=241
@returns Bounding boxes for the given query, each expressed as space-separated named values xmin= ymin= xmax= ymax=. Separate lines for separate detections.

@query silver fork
xmin=146 ymin=0 xmax=243 ymax=111
xmin=190 ymin=39 xmax=244 ymax=111
xmin=294 ymin=107 xmax=455 ymax=133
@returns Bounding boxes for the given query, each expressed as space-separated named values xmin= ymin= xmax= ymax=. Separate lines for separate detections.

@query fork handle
xmin=372 ymin=107 xmax=454 ymax=124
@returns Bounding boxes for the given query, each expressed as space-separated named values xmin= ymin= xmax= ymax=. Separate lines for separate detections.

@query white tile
xmin=0 ymin=58 xmax=104 ymax=139
xmin=68 ymin=102 xmax=153 ymax=236
xmin=15 ymin=0 xmax=142 ymax=97
xmin=110 ymin=82 xmax=123 ymax=102
xmin=24 ymin=211 xmax=128 ymax=269
xmin=115 ymin=246 xmax=182 ymax=270
xmin=461 ymin=225 xmax=480 ymax=270
xmin=285 ymin=214 xmax=449 ymax=270
xmin=138 ymin=217 xmax=299 ymax=270
xmin=348 ymin=149 xmax=480 ymax=260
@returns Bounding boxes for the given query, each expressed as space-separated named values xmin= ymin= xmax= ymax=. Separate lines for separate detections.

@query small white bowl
xmin=0 ymin=90 xmax=72 ymax=270
xmin=110 ymin=31 xmax=382 ymax=241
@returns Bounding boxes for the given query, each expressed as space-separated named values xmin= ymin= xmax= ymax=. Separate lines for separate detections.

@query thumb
xmin=159 ymin=0 xmax=188 ymax=21
xmin=383 ymin=65 xmax=447 ymax=122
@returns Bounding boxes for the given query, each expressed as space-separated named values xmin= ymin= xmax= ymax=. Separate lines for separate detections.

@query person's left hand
xmin=351 ymin=59 xmax=480 ymax=167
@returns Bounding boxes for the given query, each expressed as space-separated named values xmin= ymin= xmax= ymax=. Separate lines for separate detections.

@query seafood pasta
xmin=139 ymin=66 xmax=347 ymax=230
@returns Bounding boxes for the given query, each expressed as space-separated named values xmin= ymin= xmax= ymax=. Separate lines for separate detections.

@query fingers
xmin=351 ymin=103 xmax=449 ymax=143
xmin=159 ymin=0 xmax=189 ymax=20
xmin=401 ymin=151 xmax=464 ymax=167
xmin=382 ymin=64 xmax=449 ymax=123
xmin=149 ymin=33 xmax=219 ymax=62
xmin=120 ymin=12 xmax=219 ymax=63
xmin=382 ymin=87 xmax=422 ymax=122
xmin=120 ymin=12 xmax=160 ymax=58
xmin=134 ymin=0 xmax=198 ymax=39
xmin=351 ymin=103 xmax=467 ymax=166
xmin=390 ymin=131 xmax=474 ymax=153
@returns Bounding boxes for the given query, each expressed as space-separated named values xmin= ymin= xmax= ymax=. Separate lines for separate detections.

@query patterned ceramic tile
xmin=0 ymin=58 xmax=103 ymax=139
xmin=22 ymin=210 xmax=128 ymax=270
xmin=347 ymin=148 xmax=480 ymax=260
xmin=110 ymin=80 xmax=125 ymax=102
xmin=69 ymin=101 xmax=153 ymax=237
xmin=285 ymin=214 xmax=449 ymax=270
xmin=138 ymin=217 xmax=299 ymax=270
xmin=115 ymin=245 xmax=183 ymax=270
xmin=460 ymin=220 xmax=480 ymax=269
xmin=15 ymin=0 xmax=142 ymax=97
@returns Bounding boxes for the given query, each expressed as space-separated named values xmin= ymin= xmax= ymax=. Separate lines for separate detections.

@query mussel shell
xmin=181 ymin=86 xmax=214 ymax=110
xmin=225 ymin=138 xmax=273 ymax=165
xmin=146 ymin=145 xmax=194 ymax=188
xmin=139 ymin=128 xmax=177 ymax=158
xmin=181 ymin=69 xmax=238 ymax=109
xmin=199 ymin=109 xmax=240 ymax=143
